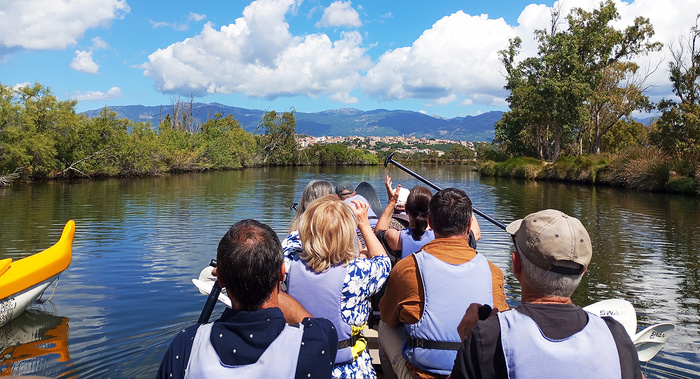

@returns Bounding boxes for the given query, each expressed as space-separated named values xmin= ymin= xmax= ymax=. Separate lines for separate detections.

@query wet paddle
xmin=583 ymin=298 xmax=638 ymax=337
xmin=632 ymin=323 xmax=675 ymax=362
xmin=383 ymin=152 xmax=507 ymax=230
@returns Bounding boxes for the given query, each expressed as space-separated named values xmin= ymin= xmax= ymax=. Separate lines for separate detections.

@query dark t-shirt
xmin=450 ymin=303 xmax=642 ymax=379
xmin=157 ymin=307 xmax=338 ymax=379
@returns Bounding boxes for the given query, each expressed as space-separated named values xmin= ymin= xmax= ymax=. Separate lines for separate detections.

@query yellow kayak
xmin=0 ymin=220 xmax=75 ymax=327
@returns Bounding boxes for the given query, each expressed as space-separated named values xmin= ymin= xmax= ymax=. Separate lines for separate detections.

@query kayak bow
xmin=0 ymin=220 xmax=75 ymax=327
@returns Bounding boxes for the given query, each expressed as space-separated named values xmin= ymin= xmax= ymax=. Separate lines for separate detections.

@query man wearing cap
xmin=378 ymin=188 xmax=508 ymax=379
xmin=450 ymin=209 xmax=642 ymax=379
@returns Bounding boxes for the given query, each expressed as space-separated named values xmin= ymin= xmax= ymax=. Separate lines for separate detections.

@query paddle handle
xmin=197 ymin=259 xmax=221 ymax=324
xmin=384 ymin=152 xmax=507 ymax=230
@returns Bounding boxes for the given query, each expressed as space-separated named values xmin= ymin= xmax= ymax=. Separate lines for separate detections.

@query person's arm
xmin=470 ymin=215 xmax=481 ymax=242
xmin=375 ymin=175 xmax=401 ymax=232
xmin=352 ymin=200 xmax=387 ymax=258
xmin=278 ymin=291 xmax=312 ymax=324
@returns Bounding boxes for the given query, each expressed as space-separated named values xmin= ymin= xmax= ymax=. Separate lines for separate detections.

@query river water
xmin=0 ymin=165 xmax=698 ymax=378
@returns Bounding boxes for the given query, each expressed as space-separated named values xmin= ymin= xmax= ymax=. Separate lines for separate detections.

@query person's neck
xmin=522 ymin=295 xmax=573 ymax=304
xmin=228 ymin=288 xmax=279 ymax=311
xmin=520 ymin=287 xmax=572 ymax=304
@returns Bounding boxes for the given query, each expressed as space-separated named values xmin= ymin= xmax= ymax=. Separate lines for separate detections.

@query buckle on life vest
xmin=338 ymin=333 xmax=360 ymax=349
xmin=405 ymin=336 xmax=463 ymax=350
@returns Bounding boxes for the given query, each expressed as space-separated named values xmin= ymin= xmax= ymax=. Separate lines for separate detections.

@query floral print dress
xmin=282 ymin=231 xmax=390 ymax=379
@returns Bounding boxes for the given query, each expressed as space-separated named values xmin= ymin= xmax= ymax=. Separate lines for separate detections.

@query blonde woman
xmin=282 ymin=194 xmax=390 ymax=379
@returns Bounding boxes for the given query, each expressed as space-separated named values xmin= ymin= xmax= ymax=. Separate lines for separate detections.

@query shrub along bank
xmin=478 ymin=147 xmax=699 ymax=195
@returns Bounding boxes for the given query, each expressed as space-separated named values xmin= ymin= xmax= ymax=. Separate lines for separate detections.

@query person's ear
xmin=214 ymin=267 xmax=226 ymax=288
xmin=428 ymin=213 xmax=433 ymax=229
xmin=512 ymin=251 xmax=522 ymax=276
xmin=279 ymin=264 xmax=285 ymax=282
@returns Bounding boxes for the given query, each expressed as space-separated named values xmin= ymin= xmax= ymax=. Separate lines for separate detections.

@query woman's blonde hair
xmin=298 ymin=194 xmax=359 ymax=272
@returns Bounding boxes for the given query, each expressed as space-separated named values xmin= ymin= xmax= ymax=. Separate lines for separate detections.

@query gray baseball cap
xmin=506 ymin=209 xmax=592 ymax=275
xmin=335 ymin=181 xmax=354 ymax=197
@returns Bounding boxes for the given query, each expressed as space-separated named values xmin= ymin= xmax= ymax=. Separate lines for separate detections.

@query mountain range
xmin=82 ymin=103 xmax=501 ymax=142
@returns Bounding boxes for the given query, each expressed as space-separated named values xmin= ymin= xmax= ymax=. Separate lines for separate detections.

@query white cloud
xmin=0 ymin=0 xmax=129 ymax=50
xmin=143 ymin=0 xmax=371 ymax=100
xmin=316 ymin=1 xmax=361 ymax=28
xmin=71 ymin=50 xmax=100 ymax=74
xmin=363 ymin=11 xmax=515 ymax=106
xmin=73 ymin=87 xmax=122 ymax=101
xmin=91 ymin=37 xmax=109 ymax=50
xmin=189 ymin=12 xmax=206 ymax=22
xmin=150 ymin=20 xmax=190 ymax=32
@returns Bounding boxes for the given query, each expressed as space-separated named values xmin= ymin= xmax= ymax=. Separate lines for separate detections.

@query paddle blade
xmin=583 ymin=299 xmax=637 ymax=337
xmin=355 ymin=181 xmax=383 ymax=216
xmin=633 ymin=323 xmax=674 ymax=362
xmin=193 ymin=266 xmax=232 ymax=308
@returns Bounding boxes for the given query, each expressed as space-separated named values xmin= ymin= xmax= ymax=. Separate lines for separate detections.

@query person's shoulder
xmin=391 ymin=252 xmax=418 ymax=272
xmin=171 ymin=322 xmax=201 ymax=344
xmin=486 ymin=259 xmax=505 ymax=277
xmin=300 ymin=317 xmax=339 ymax=356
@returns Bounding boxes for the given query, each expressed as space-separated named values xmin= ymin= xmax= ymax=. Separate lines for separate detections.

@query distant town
xmin=296 ymin=135 xmax=476 ymax=156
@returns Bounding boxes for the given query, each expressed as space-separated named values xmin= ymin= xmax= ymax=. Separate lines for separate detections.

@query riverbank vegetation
xmin=481 ymin=1 xmax=700 ymax=195
xmin=0 ymin=83 xmax=378 ymax=186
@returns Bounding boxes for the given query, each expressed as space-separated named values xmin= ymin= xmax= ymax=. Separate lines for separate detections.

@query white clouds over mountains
xmin=141 ymin=0 xmax=700 ymax=108
xmin=2 ymin=0 xmax=700 ymax=110
xmin=143 ymin=0 xmax=371 ymax=103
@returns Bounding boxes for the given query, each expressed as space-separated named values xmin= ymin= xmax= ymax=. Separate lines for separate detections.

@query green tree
xmin=496 ymin=1 xmax=659 ymax=160
xmin=649 ymin=16 xmax=700 ymax=172
xmin=199 ymin=113 xmax=256 ymax=169
xmin=255 ymin=110 xmax=299 ymax=165
xmin=447 ymin=144 xmax=476 ymax=160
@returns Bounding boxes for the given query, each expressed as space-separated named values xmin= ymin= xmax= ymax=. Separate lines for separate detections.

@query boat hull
xmin=0 ymin=220 xmax=75 ymax=327
xmin=0 ymin=275 xmax=59 ymax=326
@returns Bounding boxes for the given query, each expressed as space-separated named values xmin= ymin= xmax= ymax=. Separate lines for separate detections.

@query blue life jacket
xmin=498 ymin=309 xmax=621 ymax=379
xmin=185 ymin=321 xmax=303 ymax=378
xmin=399 ymin=228 xmax=435 ymax=259
xmin=404 ymin=250 xmax=494 ymax=375
xmin=286 ymin=256 xmax=354 ymax=364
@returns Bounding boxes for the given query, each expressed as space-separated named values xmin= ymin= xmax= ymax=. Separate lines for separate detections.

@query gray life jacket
xmin=287 ymin=255 xmax=355 ymax=364
xmin=404 ymin=250 xmax=493 ymax=375
xmin=399 ymin=228 xmax=435 ymax=259
xmin=498 ymin=309 xmax=622 ymax=379
xmin=184 ymin=321 xmax=303 ymax=378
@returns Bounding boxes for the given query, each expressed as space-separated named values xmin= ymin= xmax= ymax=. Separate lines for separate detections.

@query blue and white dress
xmin=282 ymin=231 xmax=391 ymax=379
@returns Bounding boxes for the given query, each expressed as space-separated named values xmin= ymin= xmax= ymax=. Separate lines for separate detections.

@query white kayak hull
xmin=0 ymin=275 xmax=58 ymax=327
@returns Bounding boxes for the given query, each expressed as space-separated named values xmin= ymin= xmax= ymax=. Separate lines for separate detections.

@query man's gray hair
xmin=518 ymin=250 xmax=583 ymax=298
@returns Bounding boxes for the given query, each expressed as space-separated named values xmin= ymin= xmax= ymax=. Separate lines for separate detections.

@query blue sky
xmin=1 ymin=0 xmax=697 ymax=119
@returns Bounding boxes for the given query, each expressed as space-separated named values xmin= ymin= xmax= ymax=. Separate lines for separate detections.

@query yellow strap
xmin=350 ymin=324 xmax=367 ymax=360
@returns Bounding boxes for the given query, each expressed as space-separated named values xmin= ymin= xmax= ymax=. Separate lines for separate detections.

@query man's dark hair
xmin=216 ymin=219 xmax=283 ymax=311
xmin=429 ymin=188 xmax=473 ymax=237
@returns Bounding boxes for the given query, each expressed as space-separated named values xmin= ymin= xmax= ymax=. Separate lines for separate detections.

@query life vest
xmin=287 ymin=256 xmax=356 ymax=364
xmin=404 ymin=250 xmax=494 ymax=375
xmin=399 ymin=228 xmax=435 ymax=259
xmin=498 ymin=309 xmax=622 ymax=379
xmin=344 ymin=194 xmax=378 ymax=227
xmin=184 ymin=322 xmax=303 ymax=378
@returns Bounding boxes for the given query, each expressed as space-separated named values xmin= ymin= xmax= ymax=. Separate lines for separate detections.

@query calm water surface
xmin=1 ymin=166 xmax=698 ymax=378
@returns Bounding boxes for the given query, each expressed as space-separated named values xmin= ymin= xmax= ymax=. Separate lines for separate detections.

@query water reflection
xmin=0 ymin=167 xmax=698 ymax=378
xmin=0 ymin=308 xmax=70 ymax=376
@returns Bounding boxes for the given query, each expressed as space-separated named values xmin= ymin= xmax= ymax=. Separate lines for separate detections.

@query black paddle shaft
xmin=384 ymin=152 xmax=507 ymax=230
xmin=197 ymin=259 xmax=221 ymax=324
